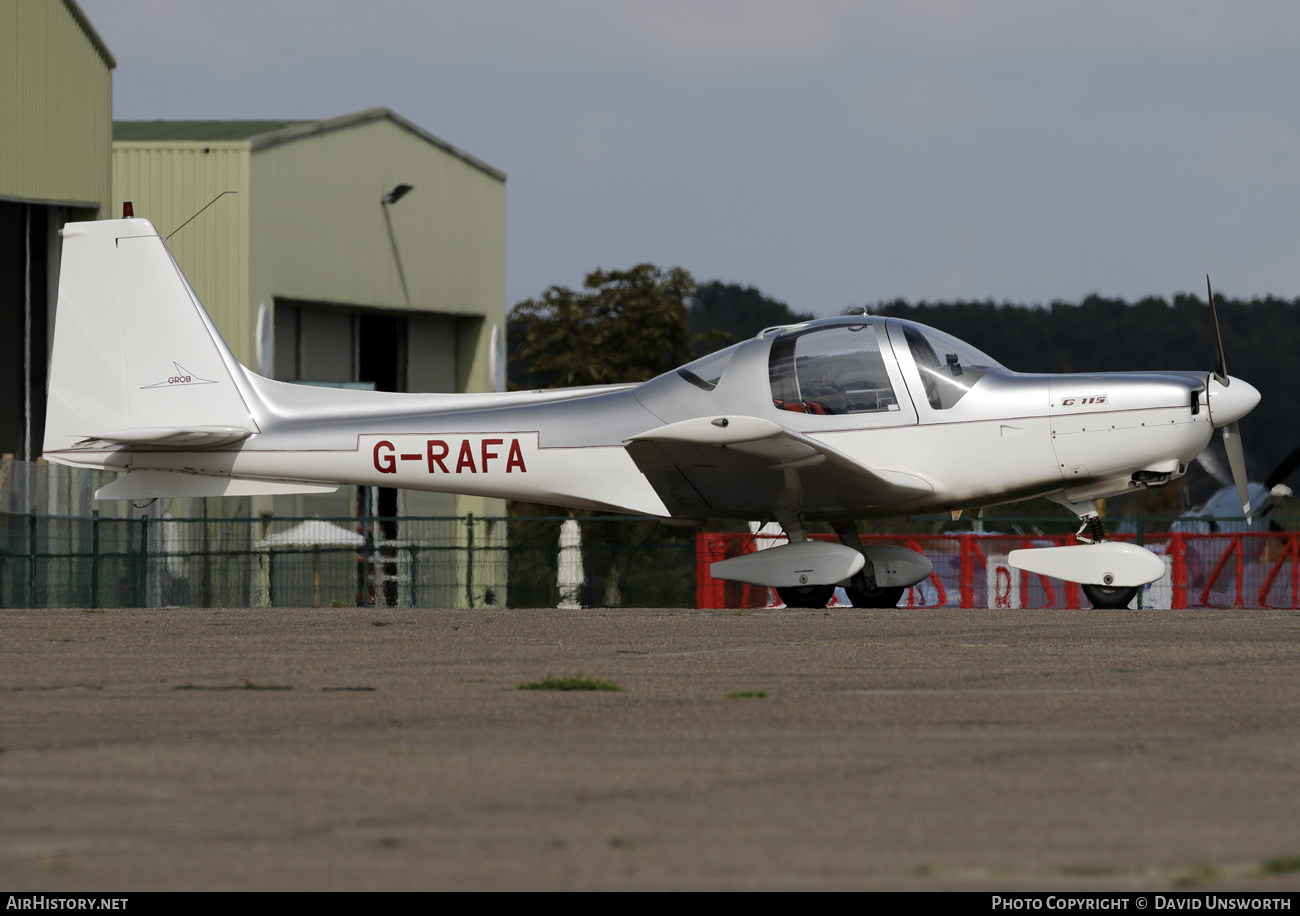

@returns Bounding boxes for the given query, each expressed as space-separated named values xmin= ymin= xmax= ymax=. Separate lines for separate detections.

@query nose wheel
xmin=1081 ymin=583 xmax=1139 ymax=609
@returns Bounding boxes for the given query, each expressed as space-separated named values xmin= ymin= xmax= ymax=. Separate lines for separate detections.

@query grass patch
xmin=330 ymin=600 xmax=346 ymax=607
xmin=518 ymin=675 xmax=622 ymax=692
xmin=1261 ymin=856 xmax=1300 ymax=875
xmin=1060 ymin=865 xmax=1122 ymax=877
xmin=1175 ymin=864 xmax=1219 ymax=887
xmin=174 ymin=680 xmax=292 ymax=691
xmin=80 ymin=609 xmax=103 ymax=614
xmin=372 ymin=621 xmax=389 ymax=627
xmin=727 ymin=690 xmax=769 ymax=699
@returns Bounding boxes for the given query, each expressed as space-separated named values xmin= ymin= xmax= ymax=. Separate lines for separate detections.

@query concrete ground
xmin=1 ymin=604 xmax=1299 ymax=891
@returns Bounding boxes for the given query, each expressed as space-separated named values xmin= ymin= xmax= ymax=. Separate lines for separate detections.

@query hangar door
xmin=272 ymin=300 xmax=458 ymax=394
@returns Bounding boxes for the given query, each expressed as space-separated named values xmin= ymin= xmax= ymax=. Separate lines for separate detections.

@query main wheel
xmin=776 ymin=584 xmax=836 ymax=608
xmin=1081 ymin=583 xmax=1138 ymax=609
xmin=845 ymin=582 xmax=905 ymax=608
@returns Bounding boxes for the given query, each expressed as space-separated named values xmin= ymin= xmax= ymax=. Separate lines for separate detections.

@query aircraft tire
xmin=1081 ymin=584 xmax=1139 ymax=609
xmin=776 ymin=584 xmax=836 ymax=608
xmin=845 ymin=584 xmax=905 ymax=608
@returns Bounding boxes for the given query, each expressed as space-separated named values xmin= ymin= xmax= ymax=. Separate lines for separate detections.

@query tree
xmin=509 ymin=264 xmax=694 ymax=389
xmin=689 ymin=281 xmax=814 ymax=354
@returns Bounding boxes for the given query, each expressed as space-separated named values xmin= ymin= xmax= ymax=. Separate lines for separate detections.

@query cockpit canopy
xmin=768 ymin=324 xmax=898 ymax=415
xmin=664 ymin=316 xmax=1007 ymax=416
xmin=677 ymin=344 xmax=740 ymax=392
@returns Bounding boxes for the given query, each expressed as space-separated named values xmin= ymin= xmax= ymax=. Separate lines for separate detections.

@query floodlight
xmin=382 ymin=184 xmax=413 ymax=205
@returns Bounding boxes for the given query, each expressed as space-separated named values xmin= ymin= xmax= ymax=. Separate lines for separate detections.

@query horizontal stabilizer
xmin=80 ymin=427 xmax=254 ymax=448
xmin=1008 ymin=541 xmax=1166 ymax=587
xmin=96 ymin=470 xmax=338 ymax=500
xmin=710 ymin=540 xmax=865 ymax=588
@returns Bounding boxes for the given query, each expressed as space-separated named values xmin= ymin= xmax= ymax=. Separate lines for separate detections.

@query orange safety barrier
xmin=695 ymin=530 xmax=1300 ymax=609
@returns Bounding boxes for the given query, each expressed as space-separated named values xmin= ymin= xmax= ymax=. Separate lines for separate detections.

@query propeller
xmin=1206 ymin=276 xmax=1253 ymax=523
xmin=1265 ymin=443 xmax=1300 ymax=492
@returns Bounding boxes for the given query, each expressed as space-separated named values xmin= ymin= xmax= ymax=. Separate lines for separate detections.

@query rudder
xmin=43 ymin=218 xmax=257 ymax=461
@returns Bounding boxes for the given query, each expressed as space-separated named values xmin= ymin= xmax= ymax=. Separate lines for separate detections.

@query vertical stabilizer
xmin=43 ymin=218 xmax=257 ymax=458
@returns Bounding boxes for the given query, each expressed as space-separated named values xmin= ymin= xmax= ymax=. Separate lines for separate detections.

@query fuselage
xmin=50 ymin=315 xmax=1250 ymax=522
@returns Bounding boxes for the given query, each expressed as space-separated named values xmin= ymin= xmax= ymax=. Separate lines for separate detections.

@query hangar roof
xmin=113 ymin=120 xmax=307 ymax=141
xmin=114 ymin=108 xmax=505 ymax=181
xmin=63 ymin=0 xmax=116 ymax=69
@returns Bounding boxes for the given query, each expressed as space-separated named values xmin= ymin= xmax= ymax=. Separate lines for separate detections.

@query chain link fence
xmin=0 ymin=511 xmax=701 ymax=609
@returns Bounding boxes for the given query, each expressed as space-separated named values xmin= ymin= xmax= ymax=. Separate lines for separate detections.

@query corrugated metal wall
xmin=112 ymin=143 xmax=254 ymax=363
xmin=248 ymin=116 xmax=505 ymax=324
xmin=0 ymin=0 xmax=112 ymax=212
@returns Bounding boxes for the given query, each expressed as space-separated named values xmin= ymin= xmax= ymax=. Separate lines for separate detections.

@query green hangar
xmin=0 ymin=0 xmax=114 ymax=465
xmin=113 ymin=110 xmax=509 ymax=520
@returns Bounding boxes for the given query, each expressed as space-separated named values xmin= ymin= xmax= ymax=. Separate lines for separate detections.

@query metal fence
xmin=4 ymin=508 xmax=1296 ymax=610
xmin=0 ymin=512 xmax=699 ymax=609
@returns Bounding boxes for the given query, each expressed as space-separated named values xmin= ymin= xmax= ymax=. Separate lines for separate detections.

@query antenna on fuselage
xmin=164 ymin=190 xmax=237 ymax=242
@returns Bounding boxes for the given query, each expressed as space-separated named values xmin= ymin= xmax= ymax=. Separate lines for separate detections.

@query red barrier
xmin=694 ymin=530 xmax=1300 ymax=610
xmin=1259 ymin=536 xmax=1300 ymax=609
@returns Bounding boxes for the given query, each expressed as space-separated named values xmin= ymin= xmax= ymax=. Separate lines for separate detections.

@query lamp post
xmin=381 ymin=184 xmax=414 ymax=308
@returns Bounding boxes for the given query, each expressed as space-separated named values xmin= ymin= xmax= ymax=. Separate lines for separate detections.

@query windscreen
xmin=902 ymin=324 xmax=1002 ymax=410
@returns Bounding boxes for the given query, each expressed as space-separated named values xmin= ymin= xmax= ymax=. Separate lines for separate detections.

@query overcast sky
xmin=80 ymin=0 xmax=1300 ymax=315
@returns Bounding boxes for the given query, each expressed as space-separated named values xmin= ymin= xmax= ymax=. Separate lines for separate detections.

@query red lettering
xmin=427 ymin=439 xmax=449 ymax=473
xmin=482 ymin=438 xmax=503 ymax=472
xmin=506 ymin=438 xmax=527 ymax=473
xmin=374 ymin=440 xmax=396 ymax=474
xmin=456 ymin=439 xmax=477 ymax=473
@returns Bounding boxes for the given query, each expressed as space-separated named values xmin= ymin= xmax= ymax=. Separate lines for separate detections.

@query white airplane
xmin=42 ymin=217 xmax=1261 ymax=609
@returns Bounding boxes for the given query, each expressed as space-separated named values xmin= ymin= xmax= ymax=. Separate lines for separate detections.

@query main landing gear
xmin=776 ymin=584 xmax=837 ymax=608
xmin=772 ymin=519 xmax=909 ymax=609
xmin=773 ymin=577 xmax=904 ymax=609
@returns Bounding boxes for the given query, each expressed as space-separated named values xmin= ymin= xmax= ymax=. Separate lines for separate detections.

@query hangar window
xmin=769 ymin=325 xmax=898 ymax=415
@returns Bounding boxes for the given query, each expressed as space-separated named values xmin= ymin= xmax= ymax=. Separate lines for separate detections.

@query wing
xmin=625 ymin=416 xmax=931 ymax=519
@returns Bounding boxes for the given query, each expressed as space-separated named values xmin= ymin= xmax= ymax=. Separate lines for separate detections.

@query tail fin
xmin=43 ymin=218 xmax=258 ymax=459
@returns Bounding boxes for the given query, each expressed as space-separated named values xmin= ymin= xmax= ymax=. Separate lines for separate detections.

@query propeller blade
xmin=1222 ymin=421 xmax=1252 ymax=523
xmin=1207 ymin=275 xmax=1228 ymax=386
xmin=1265 ymin=443 xmax=1300 ymax=490
xmin=1194 ymin=449 xmax=1232 ymax=488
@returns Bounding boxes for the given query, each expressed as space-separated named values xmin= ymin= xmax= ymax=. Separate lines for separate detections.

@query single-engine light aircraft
xmin=43 ymin=218 xmax=1261 ymax=609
